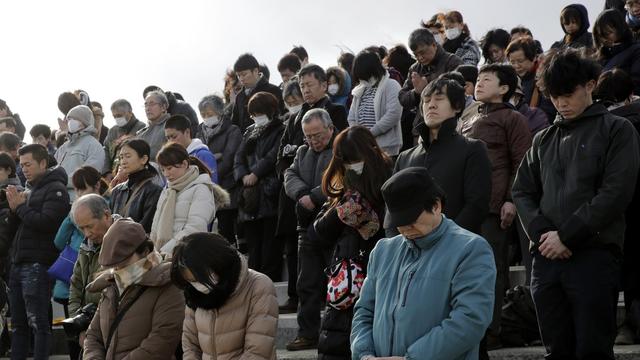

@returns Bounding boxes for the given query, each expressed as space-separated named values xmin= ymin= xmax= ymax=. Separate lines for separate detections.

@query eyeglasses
xmin=144 ymin=102 xmax=161 ymax=108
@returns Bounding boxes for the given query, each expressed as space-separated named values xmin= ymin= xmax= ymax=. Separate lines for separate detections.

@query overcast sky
xmin=1 ymin=0 xmax=604 ymax=134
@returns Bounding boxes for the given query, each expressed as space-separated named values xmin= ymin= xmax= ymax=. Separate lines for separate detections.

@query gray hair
xmin=302 ymin=108 xmax=333 ymax=128
xmin=71 ymin=194 xmax=110 ymax=221
xmin=283 ymin=76 xmax=303 ymax=100
xmin=110 ymin=99 xmax=133 ymax=113
xmin=198 ymin=95 xmax=225 ymax=114
xmin=145 ymin=90 xmax=169 ymax=106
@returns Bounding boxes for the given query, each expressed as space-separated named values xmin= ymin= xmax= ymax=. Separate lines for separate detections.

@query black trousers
xmin=531 ymin=248 xmax=620 ymax=360
xmin=296 ymin=231 xmax=331 ymax=340
xmin=282 ymin=231 xmax=299 ymax=300
xmin=244 ymin=217 xmax=282 ymax=281
xmin=216 ymin=209 xmax=238 ymax=244
xmin=481 ymin=215 xmax=510 ymax=335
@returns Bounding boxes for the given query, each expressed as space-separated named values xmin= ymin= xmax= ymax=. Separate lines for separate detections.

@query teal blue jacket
xmin=350 ymin=216 xmax=496 ymax=360
xmin=52 ymin=215 xmax=84 ymax=301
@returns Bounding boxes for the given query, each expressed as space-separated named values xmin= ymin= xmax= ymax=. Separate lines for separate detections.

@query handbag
xmin=325 ymin=258 xmax=365 ymax=310
xmin=48 ymin=245 xmax=79 ymax=284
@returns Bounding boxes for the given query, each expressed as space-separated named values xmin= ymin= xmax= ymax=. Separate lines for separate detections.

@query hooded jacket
xmin=551 ymin=4 xmax=594 ymax=50
xmin=600 ymin=42 xmax=640 ymax=96
xmin=513 ymin=103 xmax=640 ymax=252
xmin=186 ymin=138 xmax=218 ymax=184
xmin=11 ymin=166 xmax=70 ymax=265
xmin=136 ymin=113 xmax=171 ymax=161
xmin=350 ymin=216 xmax=496 ymax=360
xmin=84 ymin=261 xmax=185 ymax=360
xmin=52 ymin=215 xmax=84 ymax=300
xmin=182 ymin=257 xmax=278 ymax=360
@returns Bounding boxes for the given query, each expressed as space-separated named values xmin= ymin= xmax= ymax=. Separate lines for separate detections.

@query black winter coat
xmin=110 ymin=169 xmax=162 ymax=233
xmin=231 ymin=76 xmax=285 ymax=133
xmin=513 ymin=104 xmax=640 ymax=252
xmin=234 ymin=119 xmax=285 ymax=223
xmin=11 ymin=167 xmax=70 ymax=265
xmin=166 ymin=91 xmax=200 ymax=138
xmin=600 ymin=42 xmax=640 ymax=96
xmin=391 ymin=118 xmax=491 ymax=235
xmin=198 ymin=116 xmax=243 ymax=208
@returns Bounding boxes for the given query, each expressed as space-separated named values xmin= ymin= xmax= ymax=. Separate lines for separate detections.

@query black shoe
xmin=286 ymin=336 xmax=318 ymax=351
xmin=486 ymin=333 xmax=503 ymax=351
xmin=279 ymin=298 xmax=298 ymax=314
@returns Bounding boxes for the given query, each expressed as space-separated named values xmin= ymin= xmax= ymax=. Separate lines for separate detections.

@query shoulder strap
xmin=121 ymin=177 xmax=153 ymax=217
xmin=105 ymin=286 xmax=147 ymax=352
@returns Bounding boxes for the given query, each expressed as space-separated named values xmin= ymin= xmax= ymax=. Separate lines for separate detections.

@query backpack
xmin=500 ymin=285 xmax=541 ymax=346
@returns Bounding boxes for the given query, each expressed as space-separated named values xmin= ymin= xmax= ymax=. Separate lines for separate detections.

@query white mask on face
xmin=445 ymin=28 xmax=462 ymax=40
xmin=434 ymin=34 xmax=444 ymax=45
xmin=115 ymin=117 xmax=128 ymax=127
xmin=252 ymin=115 xmax=269 ymax=127
xmin=67 ymin=119 xmax=84 ymax=133
xmin=287 ymin=104 xmax=303 ymax=114
xmin=204 ymin=116 xmax=220 ymax=127
xmin=328 ymin=84 xmax=340 ymax=96
xmin=189 ymin=281 xmax=211 ymax=294
xmin=344 ymin=161 xmax=364 ymax=175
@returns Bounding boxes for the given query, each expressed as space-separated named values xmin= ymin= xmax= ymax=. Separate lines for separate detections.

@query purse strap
xmin=121 ymin=177 xmax=152 ymax=217
xmin=105 ymin=286 xmax=147 ymax=352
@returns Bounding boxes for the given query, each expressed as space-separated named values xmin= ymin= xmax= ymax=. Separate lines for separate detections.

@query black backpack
xmin=500 ymin=285 xmax=541 ymax=347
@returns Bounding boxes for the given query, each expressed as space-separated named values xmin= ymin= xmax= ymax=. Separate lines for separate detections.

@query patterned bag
xmin=325 ymin=258 xmax=365 ymax=310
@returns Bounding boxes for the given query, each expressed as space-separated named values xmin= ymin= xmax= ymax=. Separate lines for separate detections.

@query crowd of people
xmin=1 ymin=1 xmax=640 ymax=359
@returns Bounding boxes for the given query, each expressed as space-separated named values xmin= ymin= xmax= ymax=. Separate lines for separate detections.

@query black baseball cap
xmin=382 ymin=167 xmax=443 ymax=228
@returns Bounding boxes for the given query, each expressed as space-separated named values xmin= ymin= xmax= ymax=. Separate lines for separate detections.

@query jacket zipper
xmin=402 ymin=270 xmax=416 ymax=307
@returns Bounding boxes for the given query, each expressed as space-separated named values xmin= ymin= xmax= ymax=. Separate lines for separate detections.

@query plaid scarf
xmin=112 ymin=251 xmax=162 ymax=295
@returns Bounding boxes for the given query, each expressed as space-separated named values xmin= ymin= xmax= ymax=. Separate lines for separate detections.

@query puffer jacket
xmin=84 ymin=261 xmax=185 ymax=360
xmin=187 ymin=139 xmax=219 ymax=184
xmin=110 ymin=169 xmax=163 ymax=233
xmin=459 ymin=102 xmax=532 ymax=214
xmin=150 ymin=173 xmax=229 ymax=254
xmin=68 ymin=239 xmax=103 ymax=316
xmin=182 ymin=257 xmax=278 ymax=360
xmin=349 ymin=72 xmax=403 ymax=155
xmin=234 ymin=119 xmax=285 ymax=223
xmin=55 ymin=131 xmax=106 ymax=198
xmin=198 ymin=116 xmax=243 ymax=207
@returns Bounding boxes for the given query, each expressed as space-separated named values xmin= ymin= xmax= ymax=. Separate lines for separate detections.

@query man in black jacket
xmin=6 ymin=144 xmax=70 ymax=359
xmin=231 ymin=53 xmax=285 ymax=133
xmin=393 ymin=75 xmax=491 ymax=236
xmin=513 ymin=49 xmax=640 ymax=359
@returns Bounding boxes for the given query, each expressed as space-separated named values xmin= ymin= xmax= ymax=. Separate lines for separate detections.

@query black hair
xmin=120 ymin=138 xmax=152 ymax=166
xmin=298 ymin=64 xmax=327 ymax=83
xmin=290 ymin=45 xmax=309 ymax=61
xmin=72 ymin=166 xmax=109 ymax=195
xmin=480 ymin=28 xmax=511 ymax=63
xmin=364 ymin=46 xmax=388 ymax=60
xmin=352 ymin=50 xmax=386 ymax=82
xmin=510 ymin=26 xmax=533 ymax=36
xmin=594 ymin=68 xmax=634 ymax=103
xmin=479 ymin=64 xmax=519 ymax=102
xmin=0 ymin=152 xmax=17 ymax=177
xmin=455 ymin=65 xmax=479 ymax=85
xmin=506 ymin=37 xmax=538 ymax=62
xmin=538 ymin=48 xmax=602 ymax=98
xmin=143 ymin=85 xmax=163 ymax=99
xmin=173 ymin=93 xmax=185 ymax=101
xmin=57 ymin=92 xmax=81 ymax=115
xmin=278 ymin=53 xmax=302 ymax=73
xmin=423 ymin=76 xmax=467 ymax=114
xmin=259 ymin=64 xmax=270 ymax=82
xmin=0 ymin=132 xmax=20 ymax=151
xmin=0 ymin=99 xmax=12 ymax=115
xmin=18 ymin=143 xmax=49 ymax=164
xmin=384 ymin=45 xmax=415 ymax=80
xmin=233 ymin=53 xmax=260 ymax=72
xmin=326 ymin=67 xmax=347 ymax=95
xmin=134 ymin=240 xmax=154 ymax=256
xmin=408 ymin=28 xmax=436 ymax=51
xmin=0 ymin=117 xmax=16 ymax=130
xmin=560 ymin=6 xmax=583 ymax=28
xmin=594 ymin=9 xmax=634 ymax=57
xmin=164 ymin=114 xmax=191 ymax=134
xmin=90 ymin=101 xmax=102 ymax=109
xmin=247 ymin=92 xmax=279 ymax=119
xmin=338 ymin=53 xmax=355 ymax=78
xmin=157 ymin=142 xmax=211 ymax=176
xmin=439 ymin=71 xmax=466 ymax=88
xmin=29 ymin=124 xmax=52 ymax=139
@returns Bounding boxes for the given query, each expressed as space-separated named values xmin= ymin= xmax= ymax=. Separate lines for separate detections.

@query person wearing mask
xmin=110 ymin=139 xmax=163 ymax=232
xmin=349 ymin=50 xmax=403 ymax=157
xmin=310 ymin=126 xmax=392 ymax=359
xmin=480 ymin=29 xmax=512 ymax=64
xmin=278 ymin=53 xmax=302 ymax=87
xmin=151 ymin=143 xmax=226 ymax=255
xmin=137 ymin=90 xmax=171 ymax=161
xmin=104 ymin=99 xmax=146 ymax=175
xmin=421 ymin=13 xmax=446 ymax=46
xmin=231 ymin=53 xmax=285 ymax=133
xmin=593 ymin=9 xmax=640 ymax=95
xmin=55 ymin=105 xmax=106 ymax=199
xmin=326 ymin=66 xmax=352 ymax=107
xmin=164 ymin=114 xmax=218 ymax=184
xmin=551 ymin=4 xmax=595 ymax=51
xmin=197 ymin=94 xmax=243 ymax=247
xmin=442 ymin=11 xmax=481 ymax=66
xmin=5 ymin=144 xmax=70 ymax=359
xmin=234 ymin=92 xmax=285 ymax=281
xmin=83 ymin=218 xmax=185 ymax=359
xmin=172 ymin=232 xmax=278 ymax=359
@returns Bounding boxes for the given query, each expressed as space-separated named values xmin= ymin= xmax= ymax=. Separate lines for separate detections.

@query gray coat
xmin=104 ymin=117 xmax=146 ymax=173
xmin=136 ymin=113 xmax=170 ymax=161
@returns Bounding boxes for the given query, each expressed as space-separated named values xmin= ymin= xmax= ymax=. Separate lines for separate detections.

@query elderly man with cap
xmin=83 ymin=218 xmax=184 ymax=359
xmin=55 ymin=104 xmax=106 ymax=199
xmin=350 ymin=167 xmax=496 ymax=360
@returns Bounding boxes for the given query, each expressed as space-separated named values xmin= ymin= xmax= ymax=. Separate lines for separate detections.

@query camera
xmin=62 ymin=303 xmax=97 ymax=337
xmin=282 ymin=144 xmax=298 ymax=158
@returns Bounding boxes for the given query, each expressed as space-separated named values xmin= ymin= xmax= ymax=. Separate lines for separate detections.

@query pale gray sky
xmin=1 ymin=0 xmax=603 ymax=134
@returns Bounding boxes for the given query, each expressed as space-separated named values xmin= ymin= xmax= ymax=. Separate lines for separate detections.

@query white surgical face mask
xmin=115 ymin=117 xmax=128 ymax=127
xmin=252 ymin=115 xmax=269 ymax=127
xmin=434 ymin=34 xmax=444 ymax=45
xmin=328 ymin=84 xmax=340 ymax=96
xmin=445 ymin=28 xmax=462 ymax=40
xmin=67 ymin=119 xmax=84 ymax=133
xmin=344 ymin=161 xmax=364 ymax=175
xmin=287 ymin=104 xmax=302 ymax=114
xmin=189 ymin=281 xmax=211 ymax=294
xmin=204 ymin=116 xmax=220 ymax=127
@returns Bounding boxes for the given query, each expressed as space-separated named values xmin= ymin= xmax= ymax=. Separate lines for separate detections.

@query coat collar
xmin=553 ymin=103 xmax=608 ymax=128
xmin=404 ymin=215 xmax=450 ymax=250
xmin=417 ymin=117 xmax=458 ymax=144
